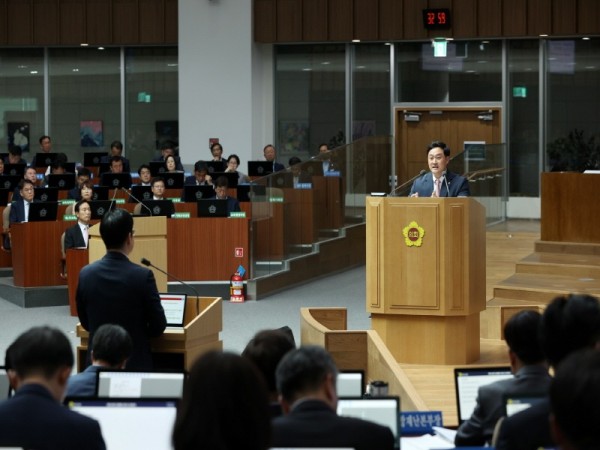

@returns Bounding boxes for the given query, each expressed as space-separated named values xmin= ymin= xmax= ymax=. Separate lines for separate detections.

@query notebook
xmin=65 ymin=397 xmax=178 ymax=450
xmin=46 ymin=173 xmax=76 ymax=190
xmin=182 ymin=185 xmax=214 ymax=202
xmin=159 ymin=293 xmax=187 ymax=327
xmin=95 ymin=370 xmax=186 ymax=398
xmin=337 ymin=371 xmax=365 ymax=397
xmin=88 ymin=200 xmax=116 ymax=219
xmin=34 ymin=187 xmax=59 ymax=202
xmin=248 ymin=161 xmax=274 ymax=177
xmin=139 ymin=200 xmax=175 ymax=217
xmin=454 ymin=366 xmax=512 ymax=423
xmin=101 ymin=172 xmax=132 ymax=189
xmin=28 ymin=201 xmax=58 ymax=222
xmin=197 ymin=199 xmax=229 ymax=218
xmin=337 ymin=396 xmax=400 ymax=441
xmin=83 ymin=152 xmax=107 ymax=167
xmin=3 ymin=163 xmax=26 ymax=176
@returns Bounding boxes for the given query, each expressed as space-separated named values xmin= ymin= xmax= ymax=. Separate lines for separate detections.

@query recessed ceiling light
xmin=321 ymin=61 xmax=330 ymax=65
xmin=582 ymin=37 xmax=590 ymax=41
xmin=98 ymin=47 xmax=105 ymax=50
xmin=80 ymin=43 xmax=89 ymax=47
xmin=356 ymin=65 xmax=366 ymax=69
xmin=30 ymin=70 xmax=38 ymax=74
xmin=352 ymin=39 xmax=360 ymax=43
xmin=72 ymin=68 xmax=79 ymax=72
xmin=167 ymin=63 xmax=178 ymax=67
xmin=302 ymin=68 xmax=312 ymax=72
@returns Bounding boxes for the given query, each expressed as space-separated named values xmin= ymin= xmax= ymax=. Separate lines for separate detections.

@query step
xmin=535 ymin=240 xmax=600 ymax=256
xmin=492 ymin=273 xmax=600 ymax=303
xmin=481 ymin=297 xmax=546 ymax=340
xmin=516 ymin=252 xmax=600 ymax=278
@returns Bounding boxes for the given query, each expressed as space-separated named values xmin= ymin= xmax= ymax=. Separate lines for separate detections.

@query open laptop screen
xmin=95 ymin=371 xmax=185 ymax=398
xmin=336 ymin=371 xmax=364 ymax=397
xmin=454 ymin=366 xmax=512 ymax=423
xmin=28 ymin=201 xmax=58 ymax=222
xmin=66 ymin=397 xmax=178 ymax=450
xmin=337 ymin=396 xmax=400 ymax=440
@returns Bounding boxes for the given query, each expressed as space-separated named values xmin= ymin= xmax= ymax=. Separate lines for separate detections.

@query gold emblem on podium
xmin=403 ymin=221 xmax=424 ymax=247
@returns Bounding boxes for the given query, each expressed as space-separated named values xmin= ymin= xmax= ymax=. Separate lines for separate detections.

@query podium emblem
xmin=403 ymin=221 xmax=425 ymax=247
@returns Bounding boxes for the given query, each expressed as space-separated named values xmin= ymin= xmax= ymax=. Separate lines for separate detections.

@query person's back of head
xmin=8 ymin=326 xmax=73 ymax=381
xmin=276 ymin=345 xmax=338 ymax=406
xmin=215 ymin=175 xmax=229 ymax=189
xmin=172 ymin=350 xmax=271 ymax=450
xmin=550 ymin=348 xmax=600 ymax=450
xmin=91 ymin=324 xmax=133 ymax=368
xmin=100 ymin=208 xmax=133 ymax=250
xmin=242 ymin=329 xmax=296 ymax=399
xmin=8 ymin=146 xmax=22 ymax=157
xmin=541 ymin=294 xmax=600 ymax=368
xmin=504 ymin=310 xmax=545 ymax=365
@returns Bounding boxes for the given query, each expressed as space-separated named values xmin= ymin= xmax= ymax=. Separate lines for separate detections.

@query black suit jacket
xmin=9 ymin=199 xmax=34 ymax=224
xmin=76 ymin=251 xmax=167 ymax=369
xmin=495 ymin=399 xmax=553 ymax=450
xmin=0 ymin=384 xmax=105 ymax=450
xmin=64 ymin=223 xmax=87 ymax=250
xmin=271 ymin=399 xmax=395 ymax=450
xmin=100 ymin=155 xmax=131 ymax=173
xmin=409 ymin=170 xmax=470 ymax=197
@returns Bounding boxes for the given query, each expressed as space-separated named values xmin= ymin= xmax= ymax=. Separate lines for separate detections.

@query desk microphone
xmin=389 ymin=170 xmax=427 ymax=197
xmin=121 ymin=187 xmax=153 ymax=216
xmin=109 ymin=186 xmax=120 ymax=212
xmin=141 ymin=257 xmax=200 ymax=316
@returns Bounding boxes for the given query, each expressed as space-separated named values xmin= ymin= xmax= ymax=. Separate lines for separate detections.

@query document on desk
xmin=432 ymin=426 xmax=457 ymax=443
xmin=400 ymin=434 xmax=454 ymax=450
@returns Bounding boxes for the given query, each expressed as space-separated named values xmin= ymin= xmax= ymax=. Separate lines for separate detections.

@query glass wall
xmin=0 ymin=49 xmax=45 ymax=162
xmin=125 ymin=47 xmax=179 ymax=169
xmin=49 ymin=48 xmax=121 ymax=163
xmin=275 ymin=45 xmax=345 ymax=163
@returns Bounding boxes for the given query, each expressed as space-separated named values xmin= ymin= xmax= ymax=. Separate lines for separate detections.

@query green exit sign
xmin=513 ymin=86 xmax=527 ymax=98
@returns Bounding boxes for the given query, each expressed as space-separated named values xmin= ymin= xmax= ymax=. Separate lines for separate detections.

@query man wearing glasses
xmin=76 ymin=208 xmax=166 ymax=370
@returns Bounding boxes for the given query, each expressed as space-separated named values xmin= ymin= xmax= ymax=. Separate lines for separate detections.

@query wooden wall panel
xmin=502 ymin=0 xmax=527 ymax=36
xmin=354 ymin=0 xmax=377 ymax=41
xmin=402 ymin=0 xmax=427 ymax=40
xmin=578 ymin=0 xmax=600 ymax=35
xmin=8 ymin=0 xmax=33 ymax=45
xmin=527 ymin=0 xmax=551 ymax=36
xmin=254 ymin=0 xmax=276 ymax=42
xmin=139 ymin=0 xmax=164 ymax=44
xmin=164 ymin=0 xmax=177 ymax=43
xmin=552 ymin=0 xmax=576 ymax=35
xmin=378 ymin=0 xmax=403 ymax=40
xmin=452 ymin=0 xmax=477 ymax=38
xmin=0 ymin=0 xmax=7 ymax=45
xmin=328 ymin=0 xmax=352 ymax=41
xmin=303 ymin=0 xmax=327 ymax=41
xmin=112 ymin=0 xmax=138 ymax=44
xmin=478 ymin=0 xmax=502 ymax=37
xmin=59 ymin=0 xmax=86 ymax=45
xmin=276 ymin=0 xmax=302 ymax=42
xmin=87 ymin=0 xmax=112 ymax=44
xmin=34 ymin=0 xmax=59 ymax=45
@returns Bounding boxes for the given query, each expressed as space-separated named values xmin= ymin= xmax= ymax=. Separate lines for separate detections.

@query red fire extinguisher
xmin=230 ymin=272 xmax=245 ymax=303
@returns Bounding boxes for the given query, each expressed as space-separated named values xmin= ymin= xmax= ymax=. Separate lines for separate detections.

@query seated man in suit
xmin=4 ymin=145 xmax=27 ymax=165
xmin=29 ymin=135 xmax=52 ymax=168
xmin=288 ymin=156 xmax=312 ymax=187
xmin=138 ymin=164 xmax=152 ymax=186
xmin=65 ymin=199 xmax=92 ymax=250
xmin=213 ymin=175 xmax=240 ymax=213
xmin=263 ymin=144 xmax=285 ymax=172
xmin=68 ymin=167 xmax=92 ymax=200
xmin=109 ymin=155 xmax=127 ymax=174
xmin=151 ymin=176 xmax=166 ymax=200
xmin=0 ymin=326 xmax=105 ymax=449
xmin=9 ymin=179 xmax=35 ymax=225
xmin=66 ymin=324 xmax=132 ymax=397
xmin=11 ymin=166 xmax=39 ymax=203
xmin=153 ymin=141 xmax=183 ymax=171
xmin=409 ymin=140 xmax=470 ymax=197
xmin=455 ymin=310 xmax=551 ymax=446
xmin=185 ymin=161 xmax=213 ymax=186
xmin=100 ymin=140 xmax=131 ymax=173
xmin=272 ymin=345 xmax=395 ymax=450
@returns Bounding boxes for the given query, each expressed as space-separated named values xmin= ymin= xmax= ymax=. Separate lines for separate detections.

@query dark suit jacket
xmin=100 ymin=155 xmax=131 ymax=173
xmin=9 ymin=199 xmax=34 ymax=224
xmin=409 ymin=170 xmax=470 ymax=197
xmin=273 ymin=161 xmax=285 ymax=172
xmin=271 ymin=399 xmax=395 ymax=450
xmin=64 ymin=222 xmax=87 ymax=250
xmin=66 ymin=364 xmax=102 ymax=398
xmin=184 ymin=175 xmax=211 ymax=186
xmin=0 ymin=384 xmax=105 ymax=449
xmin=455 ymin=365 xmax=551 ymax=446
xmin=76 ymin=251 xmax=167 ymax=370
xmin=495 ymin=399 xmax=553 ymax=450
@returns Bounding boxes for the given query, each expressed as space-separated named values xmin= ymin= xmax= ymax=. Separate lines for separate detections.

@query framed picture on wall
xmin=7 ymin=122 xmax=30 ymax=152
xmin=156 ymin=121 xmax=179 ymax=149
xmin=279 ymin=120 xmax=309 ymax=156
xmin=80 ymin=120 xmax=104 ymax=147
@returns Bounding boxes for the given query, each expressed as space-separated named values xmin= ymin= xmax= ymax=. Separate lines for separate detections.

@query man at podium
xmin=76 ymin=208 xmax=167 ymax=370
xmin=409 ymin=141 xmax=470 ymax=198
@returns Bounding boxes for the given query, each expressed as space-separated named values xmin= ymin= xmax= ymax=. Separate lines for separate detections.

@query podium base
xmin=371 ymin=313 xmax=480 ymax=365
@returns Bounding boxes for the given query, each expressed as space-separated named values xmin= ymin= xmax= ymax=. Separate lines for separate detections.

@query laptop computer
xmin=337 ymin=396 xmax=400 ymax=443
xmin=65 ymin=397 xmax=178 ymax=450
xmin=161 ymin=172 xmax=184 ymax=189
xmin=28 ymin=201 xmax=58 ymax=222
xmin=197 ymin=199 xmax=229 ymax=218
xmin=271 ymin=171 xmax=293 ymax=188
xmin=149 ymin=161 xmax=167 ymax=176
xmin=3 ymin=163 xmax=26 ymax=176
xmin=303 ymin=160 xmax=325 ymax=177
xmin=139 ymin=200 xmax=175 ymax=217
xmin=337 ymin=370 xmax=365 ymax=397
xmin=130 ymin=185 xmax=153 ymax=202
xmin=182 ymin=185 xmax=214 ymax=202
xmin=91 ymin=186 xmax=109 ymax=201
xmin=33 ymin=187 xmax=59 ymax=202
xmin=95 ymin=370 xmax=186 ymax=398
xmin=248 ymin=161 xmax=274 ymax=177
xmin=0 ymin=188 xmax=9 ymax=207
xmin=211 ymin=172 xmax=238 ymax=188
xmin=159 ymin=293 xmax=187 ymax=327
xmin=101 ymin=172 xmax=132 ymax=189
xmin=32 ymin=152 xmax=58 ymax=167
xmin=0 ymin=175 xmax=22 ymax=191
xmin=0 ymin=366 xmax=13 ymax=400
xmin=89 ymin=200 xmax=116 ymax=219
xmin=83 ymin=152 xmax=107 ymax=167
xmin=236 ymin=184 xmax=267 ymax=202
xmin=206 ymin=161 xmax=225 ymax=173
xmin=454 ymin=366 xmax=512 ymax=424
xmin=46 ymin=174 xmax=76 ymax=190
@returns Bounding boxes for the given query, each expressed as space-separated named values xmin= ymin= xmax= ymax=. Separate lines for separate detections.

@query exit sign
xmin=423 ymin=9 xmax=452 ymax=30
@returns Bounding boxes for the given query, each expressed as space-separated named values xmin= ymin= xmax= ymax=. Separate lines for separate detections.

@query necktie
xmin=434 ymin=178 xmax=441 ymax=197
xmin=82 ymin=224 xmax=89 ymax=247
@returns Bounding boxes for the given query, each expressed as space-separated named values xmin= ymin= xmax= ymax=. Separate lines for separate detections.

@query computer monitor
xmin=83 ymin=152 xmax=107 ymax=167
xmin=454 ymin=366 xmax=512 ymax=423
xmin=33 ymin=187 xmax=59 ymax=203
xmin=0 ymin=175 xmax=21 ymax=191
xmin=247 ymin=161 xmax=274 ymax=177
xmin=337 ymin=396 xmax=400 ymax=441
xmin=161 ymin=172 xmax=184 ymax=189
xmin=211 ymin=172 xmax=238 ymax=188
xmin=32 ymin=152 xmax=58 ymax=167
xmin=336 ymin=371 xmax=365 ymax=397
xmin=3 ymin=163 xmax=26 ymax=176
xmin=100 ymin=172 xmax=132 ymax=189
xmin=88 ymin=200 xmax=116 ymax=220
xmin=95 ymin=371 xmax=186 ymax=398
xmin=206 ymin=161 xmax=225 ymax=173
xmin=28 ymin=202 xmax=58 ymax=222
xmin=197 ymin=199 xmax=229 ymax=218
xmin=139 ymin=200 xmax=175 ymax=217
xmin=66 ymin=397 xmax=178 ymax=450
xmin=182 ymin=185 xmax=214 ymax=202
xmin=46 ymin=174 xmax=76 ymax=190
xmin=236 ymin=184 xmax=266 ymax=202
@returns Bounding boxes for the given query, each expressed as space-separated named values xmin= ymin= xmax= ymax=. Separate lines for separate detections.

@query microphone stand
xmin=121 ymin=187 xmax=153 ymax=216
xmin=389 ymin=170 xmax=427 ymax=197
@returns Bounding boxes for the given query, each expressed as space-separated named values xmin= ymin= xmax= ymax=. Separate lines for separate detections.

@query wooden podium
xmin=366 ymin=197 xmax=486 ymax=364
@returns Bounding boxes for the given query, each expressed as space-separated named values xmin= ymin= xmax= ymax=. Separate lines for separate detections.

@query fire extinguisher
xmin=230 ymin=272 xmax=245 ymax=302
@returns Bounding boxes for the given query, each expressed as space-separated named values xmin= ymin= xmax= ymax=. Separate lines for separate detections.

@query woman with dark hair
xmin=224 ymin=153 xmax=250 ymax=184
xmin=164 ymin=154 xmax=180 ymax=173
xmin=172 ymin=351 xmax=271 ymax=450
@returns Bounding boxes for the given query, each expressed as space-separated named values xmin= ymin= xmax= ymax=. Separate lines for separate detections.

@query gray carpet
xmin=0 ymin=266 xmax=369 ymax=370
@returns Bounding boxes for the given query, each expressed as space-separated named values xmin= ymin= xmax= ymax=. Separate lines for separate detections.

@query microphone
xmin=109 ymin=185 xmax=119 ymax=212
xmin=141 ymin=257 xmax=200 ymax=316
xmin=389 ymin=170 xmax=427 ymax=197
xmin=121 ymin=187 xmax=153 ymax=216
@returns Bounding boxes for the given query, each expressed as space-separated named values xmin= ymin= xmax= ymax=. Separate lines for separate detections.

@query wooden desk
xmin=283 ymin=188 xmax=318 ymax=245
xmin=313 ymin=176 xmax=344 ymax=229
xmin=66 ymin=248 xmax=89 ymax=316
